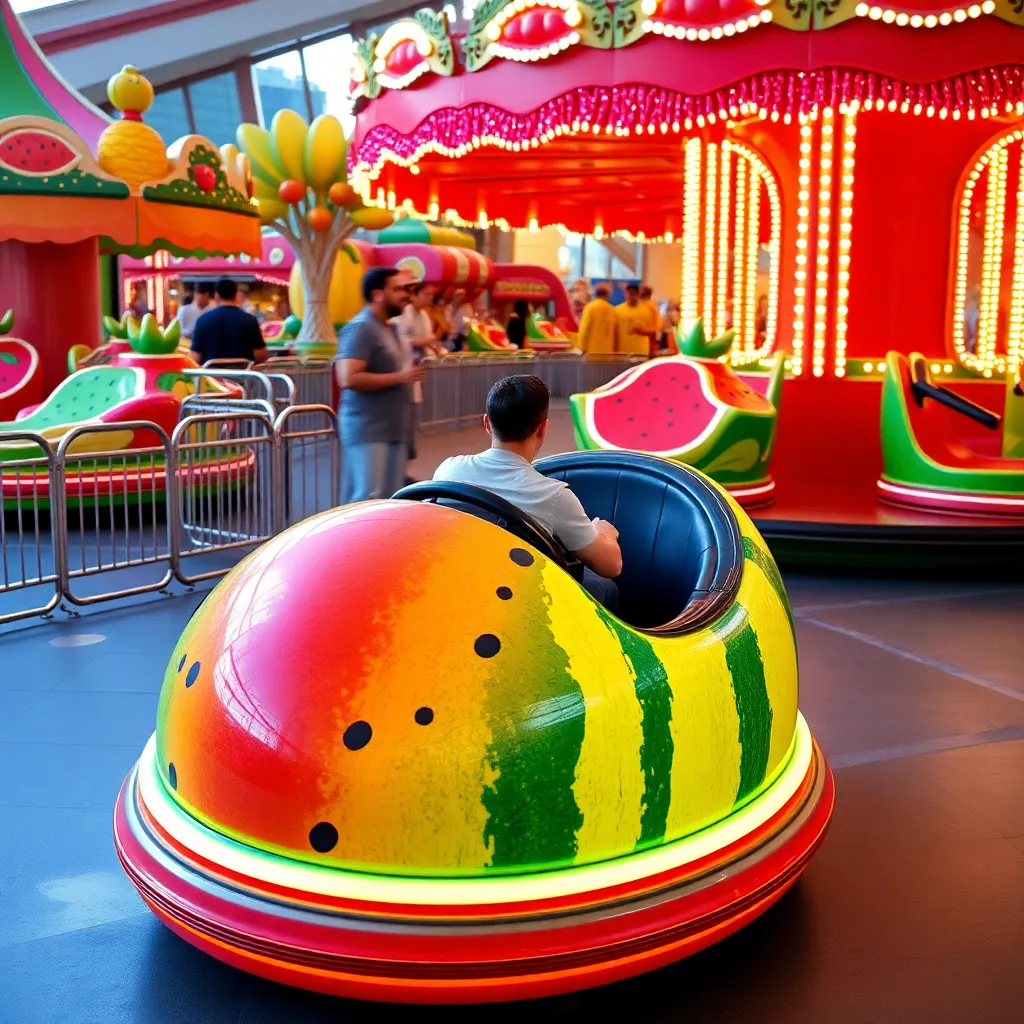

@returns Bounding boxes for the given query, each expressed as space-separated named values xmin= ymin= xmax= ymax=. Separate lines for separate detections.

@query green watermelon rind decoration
xmin=571 ymin=357 xmax=783 ymax=487
xmin=0 ymin=167 xmax=130 ymax=199
xmin=466 ymin=321 xmax=514 ymax=353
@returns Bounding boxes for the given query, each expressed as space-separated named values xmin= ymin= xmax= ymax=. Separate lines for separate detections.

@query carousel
xmin=344 ymin=0 xmax=1024 ymax=569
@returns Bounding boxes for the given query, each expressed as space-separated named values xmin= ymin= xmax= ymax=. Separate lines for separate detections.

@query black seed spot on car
xmin=343 ymin=720 xmax=372 ymax=750
xmin=178 ymin=653 xmax=186 ymax=672
xmin=415 ymin=707 xmax=434 ymax=726
xmin=167 ymin=763 xmax=177 ymax=789
xmin=496 ymin=586 xmax=513 ymax=600
xmin=474 ymin=634 xmax=501 ymax=658
xmin=309 ymin=822 xmax=339 ymax=853
xmin=185 ymin=661 xmax=201 ymax=687
xmin=509 ymin=548 xmax=534 ymax=567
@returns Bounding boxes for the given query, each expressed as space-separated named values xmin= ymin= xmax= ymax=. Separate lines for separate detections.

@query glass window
xmin=254 ymin=51 xmax=309 ymax=126
xmin=188 ymin=73 xmax=242 ymax=147
xmin=146 ymin=88 xmax=191 ymax=147
xmin=302 ymin=35 xmax=355 ymax=135
xmin=583 ymin=238 xmax=608 ymax=279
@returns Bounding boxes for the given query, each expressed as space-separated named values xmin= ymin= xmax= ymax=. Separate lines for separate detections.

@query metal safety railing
xmin=1 ymin=355 xmax=644 ymax=626
xmin=0 ymin=403 xmax=341 ymax=626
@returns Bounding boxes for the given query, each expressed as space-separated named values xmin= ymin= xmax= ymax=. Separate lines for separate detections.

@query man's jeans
xmin=342 ymin=442 xmax=407 ymax=503
xmin=582 ymin=569 xmax=619 ymax=612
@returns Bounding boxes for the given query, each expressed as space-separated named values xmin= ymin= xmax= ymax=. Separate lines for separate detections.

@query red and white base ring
xmin=726 ymin=478 xmax=776 ymax=508
xmin=114 ymin=720 xmax=833 ymax=1004
xmin=878 ymin=477 xmax=1024 ymax=516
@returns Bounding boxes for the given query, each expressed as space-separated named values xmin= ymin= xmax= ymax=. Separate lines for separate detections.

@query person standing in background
xmin=506 ymin=299 xmax=530 ymax=348
xmin=336 ymin=268 xmax=424 ymax=502
xmin=427 ymin=292 xmax=452 ymax=347
xmin=576 ymin=283 xmax=620 ymax=355
xmin=393 ymin=282 xmax=444 ymax=463
xmin=615 ymin=284 xmax=657 ymax=357
xmin=175 ymin=282 xmax=215 ymax=341
xmin=639 ymin=286 xmax=663 ymax=358
xmin=190 ymin=278 xmax=267 ymax=364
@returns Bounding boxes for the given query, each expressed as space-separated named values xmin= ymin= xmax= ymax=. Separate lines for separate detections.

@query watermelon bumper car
xmin=2 ymin=315 xmax=250 ymax=510
xmin=570 ymin=353 xmax=785 ymax=508
xmin=525 ymin=314 xmax=574 ymax=352
xmin=0 ymin=311 xmax=42 ymax=421
xmin=114 ymin=450 xmax=833 ymax=1004
xmin=878 ymin=352 xmax=1024 ymax=515
xmin=466 ymin=319 xmax=517 ymax=353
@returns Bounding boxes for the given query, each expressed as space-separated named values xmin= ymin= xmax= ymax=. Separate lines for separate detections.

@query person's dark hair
xmin=410 ymin=281 xmax=431 ymax=296
xmin=486 ymin=375 xmax=550 ymax=442
xmin=639 ymin=285 xmax=653 ymax=299
xmin=512 ymin=299 xmax=530 ymax=319
xmin=594 ymin=283 xmax=611 ymax=298
xmin=625 ymin=283 xmax=639 ymax=294
xmin=215 ymin=277 xmax=238 ymax=301
xmin=362 ymin=267 xmax=399 ymax=303
xmin=196 ymin=282 xmax=216 ymax=297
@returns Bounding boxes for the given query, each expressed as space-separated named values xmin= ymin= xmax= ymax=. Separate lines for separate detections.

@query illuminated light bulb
xmin=864 ymin=362 xmax=874 ymax=373
xmin=967 ymin=3 xmax=981 ymax=15
xmin=373 ymin=57 xmax=386 ymax=73
xmin=855 ymin=1 xmax=868 ymax=12
xmin=565 ymin=3 xmax=584 ymax=25
xmin=944 ymin=363 xmax=953 ymax=373
xmin=981 ymin=0 xmax=995 ymax=9
xmin=665 ymin=230 xmax=674 ymax=244
xmin=895 ymin=12 xmax=908 ymax=24
xmin=868 ymin=5 xmax=882 ymax=18
xmin=882 ymin=9 xmax=896 ymax=23
xmin=910 ymin=13 xmax=923 ymax=26
xmin=938 ymin=11 xmax=952 ymax=23
xmin=954 ymin=7 xmax=967 ymax=19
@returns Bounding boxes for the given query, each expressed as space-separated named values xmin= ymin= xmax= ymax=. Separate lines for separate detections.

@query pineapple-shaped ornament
xmin=97 ymin=66 xmax=170 ymax=192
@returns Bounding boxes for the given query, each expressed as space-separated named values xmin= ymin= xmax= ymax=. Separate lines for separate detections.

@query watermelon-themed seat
xmin=525 ymin=313 xmax=574 ymax=352
xmin=570 ymin=351 xmax=785 ymax=507
xmin=465 ymin=319 xmax=516 ymax=352
xmin=2 ymin=314 xmax=247 ymax=509
xmin=0 ymin=312 xmax=42 ymax=421
xmin=114 ymin=451 xmax=833 ymax=1003
xmin=878 ymin=352 xmax=1024 ymax=514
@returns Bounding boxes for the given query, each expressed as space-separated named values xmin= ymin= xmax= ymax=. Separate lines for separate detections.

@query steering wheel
xmin=910 ymin=356 xmax=1001 ymax=431
xmin=392 ymin=480 xmax=581 ymax=577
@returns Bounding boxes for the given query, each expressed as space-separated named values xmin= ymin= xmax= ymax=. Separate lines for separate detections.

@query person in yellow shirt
xmin=639 ymin=286 xmax=663 ymax=357
xmin=616 ymin=284 xmax=657 ymax=357
xmin=576 ymin=283 xmax=620 ymax=355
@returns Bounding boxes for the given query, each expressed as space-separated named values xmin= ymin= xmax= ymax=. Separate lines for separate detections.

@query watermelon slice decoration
xmin=571 ymin=355 xmax=785 ymax=489
xmin=466 ymin=320 xmax=515 ymax=352
xmin=526 ymin=315 xmax=573 ymax=351
xmin=0 ymin=129 xmax=81 ymax=177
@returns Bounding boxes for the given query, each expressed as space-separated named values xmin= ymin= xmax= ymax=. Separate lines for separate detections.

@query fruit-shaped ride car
xmin=570 ymin=320 xmax=784 ymax=507
xmin=0 ymin=311 xmax=42 ymax=421
xmin=877 ymin=352 xmax=1024 ymax=515
xmin=1 ymin=314 xmax=246 ymax=510
xmin=466 ymin=319 xmax=517 ymax=352
xmin=525 ymin=313 xmax=574 ymax=352
xmin=114 ymin=450 xmax=834 ymax=1004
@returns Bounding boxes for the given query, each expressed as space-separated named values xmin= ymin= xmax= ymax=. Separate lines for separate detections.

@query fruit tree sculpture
xmin=237 ymin=111 xmax=394 ymax=358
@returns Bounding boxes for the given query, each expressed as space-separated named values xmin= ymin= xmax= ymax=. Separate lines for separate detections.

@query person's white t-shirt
xmin=392 ymin=306 xmax=432 ymax=403
xmin=175 ymin=302 xmax=208 ymax=339
xmin=433 ymin=448 xmax=598 ymax=551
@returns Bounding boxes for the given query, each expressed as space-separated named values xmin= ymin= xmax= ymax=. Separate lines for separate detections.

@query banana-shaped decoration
xmin=270 ymin=109 xmax=310 ymax=187
xmin=303 ymin=115 xmax=346 ymax=191
xmin=236 ymin=123 xmax=285 ymax=187
xmin=349 ymin=206 xmax=395 ymax=231
xmin=250 ymin=176 xmax=288 ymax=222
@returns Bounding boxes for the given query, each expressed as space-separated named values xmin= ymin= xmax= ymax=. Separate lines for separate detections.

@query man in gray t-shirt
xmin=434 ymin=375 xmax=623 ymax=610
xmin=336 ymin=268 xmax=424 ymax=502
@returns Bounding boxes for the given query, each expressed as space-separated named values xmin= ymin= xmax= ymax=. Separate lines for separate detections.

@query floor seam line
xmin=797 ymin=615 xmax=1024 ymax=704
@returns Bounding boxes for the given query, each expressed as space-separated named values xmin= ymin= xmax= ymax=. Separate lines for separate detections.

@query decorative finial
xmin=107 ymin=65 xmax=155 ymax=122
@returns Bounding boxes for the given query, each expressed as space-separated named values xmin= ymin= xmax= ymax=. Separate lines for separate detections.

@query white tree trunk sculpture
xmin=275 ymin=205 xmax=355 ymax=361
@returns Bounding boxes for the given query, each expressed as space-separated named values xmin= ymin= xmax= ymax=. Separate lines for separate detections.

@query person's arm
xmin=247 ymin=316 xmax=268 ymax=364
xmin=577 ymin=304 xmax=593 ymax=354
xmin=189 ymin=318 xmax=206 ymax=363
xmin=575 ymin=519 xmax=623 ymax=579
xmin=556 ymin=490 xmax=623 ymax=579
xmin=340 ymin=358 xmax=419 ymax=391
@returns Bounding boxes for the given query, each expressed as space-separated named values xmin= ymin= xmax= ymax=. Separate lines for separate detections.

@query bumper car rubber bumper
xmin=115 ymin=716 xmax=833 ymax=1005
